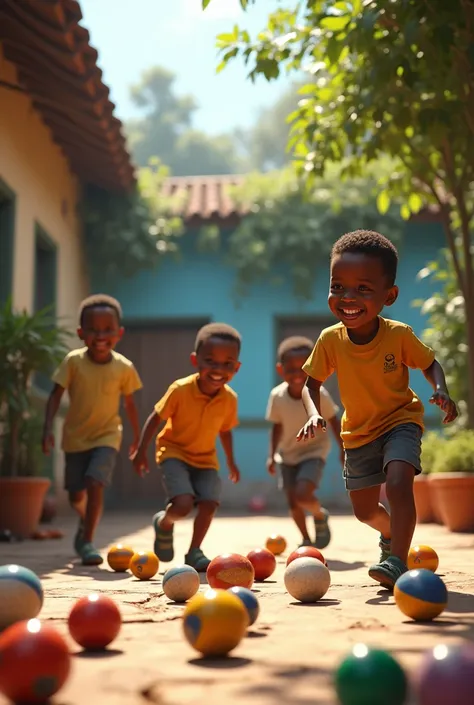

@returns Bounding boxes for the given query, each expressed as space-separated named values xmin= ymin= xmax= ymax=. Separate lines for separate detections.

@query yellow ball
xmin=182 ymin=588 xmax=249 ymax=656
xmin=129 ymin=551 xmax=159 ymax=580
xmin=107 ymin=544 xmax=135 ymax=572
xmin=265 ymin=534 xmax=287 ymax=556
xmin=407 ymin=545 xmax=439 ymax=573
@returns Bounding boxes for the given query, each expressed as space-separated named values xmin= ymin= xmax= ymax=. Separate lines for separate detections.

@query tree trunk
xmin=466 ymin=307 xmax=474 ymax=428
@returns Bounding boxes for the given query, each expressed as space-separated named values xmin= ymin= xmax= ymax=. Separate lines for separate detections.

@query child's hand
xmin=128 ymin=440 xmax=139 ymax=459
xmin=42 ymin=430 xmax=54 ymax=455
xmin=296 ymin=414 xmax=326 ymax=441
xmin=228 ymin=462 xmax=240 ymax=483
xmin=266 ymin=458 xmax=276 ymax=476
xmin=132 ymin=451 xmax=149 ymax=477
xmin=429 ymin=391 xmax=458 ymax=424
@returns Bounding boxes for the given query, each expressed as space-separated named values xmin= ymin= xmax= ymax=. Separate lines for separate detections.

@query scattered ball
xmin=416 ymin=643 xmax=474 ymax=705
xmin=247 ymin=548 xmax=276 ymax=581
xmin=0 ymin=564 xmax=43 ymax=630
xmin=286 ymin=545 xmax=326 ymax=567
xmin=0 ymin=618 xmax=71 ymax=704
xmin=129 ymin=551 xmax=159 ymax=580
xmin=68 ymin=593 xmax=122 ymax=650
xmin=334 ymin=643 xmax=408 ymax=705
xmin=394 ymin=569 xmax=447 ymax=621
xmin=265 ymin=534 xmax=287 ymax=555
xmin=162 ymin=565 xmax=200 ymax=603
xmin=284 ymin=556 xmax=330 ymax=603
xmin=407 ymin=544 xmax=439 ymax=572
xmin=107 ymin=544 xmax=135 ymax=572
xmin=182 ymin=588 xmax=248 ymax=657
xmin=207 ymin=553 xmax=255 ymax=590
xmin=248 ymin=495 xmax=267 ymax=512
xmin=227 ymin=586 xmax=260 ymax=626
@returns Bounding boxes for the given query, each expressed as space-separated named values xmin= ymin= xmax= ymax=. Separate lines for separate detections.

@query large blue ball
xmin=227 ymin=586 xmax=259 ymax=626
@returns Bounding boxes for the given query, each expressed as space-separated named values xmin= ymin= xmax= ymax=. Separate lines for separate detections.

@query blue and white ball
xmin=227 ymin=586 xmax=260 ymax=626
xmin=0 ymin=564 xmax=43 ymax=629
xmin=162 ymin=565 xmax=200 ymax=603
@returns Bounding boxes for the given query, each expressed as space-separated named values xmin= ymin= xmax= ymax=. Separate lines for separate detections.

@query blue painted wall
xmin=106 ymin=220 xmax=445 ymax=506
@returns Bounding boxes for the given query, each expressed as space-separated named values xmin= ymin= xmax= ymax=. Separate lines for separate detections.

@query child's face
xmin=78 ymin=307 xmax=124 ymax=363
xmin=277 ymin=351 xmax=308 ymax=396
xmin=191 ymin=337 xmax=241 ymax=395
xmin=329 ymin=252 xmax=398 ymax=332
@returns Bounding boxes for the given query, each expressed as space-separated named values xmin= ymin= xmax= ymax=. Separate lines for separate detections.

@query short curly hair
xmin=331 ymin=229 xmax=399 ymax=286
xmin=277 ymin=336 xmax=314 ymax=363
xmin=79 ymin=294 xmax=122 ymax=327
xmin=195 ymin=322 xmax=241 ymax=353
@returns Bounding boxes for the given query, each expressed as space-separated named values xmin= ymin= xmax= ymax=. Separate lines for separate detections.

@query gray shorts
xmin=160 ymin=458 xmax=222 ymax=505
xmin=277 ymin=457 xmax=324 ymax=493
xmin=64 ymin=446 xmax=118 ymax=492
xmin=344 ymin=423 xmax=422 ymax=491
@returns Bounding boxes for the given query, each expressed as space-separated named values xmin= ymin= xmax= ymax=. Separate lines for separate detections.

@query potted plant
xmin=0 ymin=300 xmax=71 ymax=538
xmin=428 ymin=430 xmax=474 ymax=532
xmin=414 ymin=431 xmax=444 ymax=524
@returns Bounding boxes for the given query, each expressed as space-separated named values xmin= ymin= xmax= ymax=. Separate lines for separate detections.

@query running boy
xmin=42 ymin=295 xmax=142 ymax=566
xmin=266 ymin=336 xmax=343 ymax=549
xmin=297 ymin=230 xmax=457 ymax=588
xmin=132 ymin=322 xmax=241 ymax=572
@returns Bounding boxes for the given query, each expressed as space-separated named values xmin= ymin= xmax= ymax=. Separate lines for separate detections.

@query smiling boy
xmin=297 ymin=230 xmax=457 ymax=588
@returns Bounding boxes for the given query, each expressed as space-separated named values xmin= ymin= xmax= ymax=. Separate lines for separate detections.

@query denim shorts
xmin=160 ymin=458 xmax=222 ymax=505
xmin=344 ymin=422 xmax=422 ymax=491
xmin=276 ymin=457 xmax=324 ymax=493
xmin=64 ymin=446 xmax=118 ymax=492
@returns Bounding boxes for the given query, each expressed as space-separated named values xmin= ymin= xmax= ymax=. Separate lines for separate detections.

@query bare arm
xmin=298 ymin=377 xmax=327 ymax=441
xmin=132 ymin=410 xmax=163 ymax=475
xmin=422 ymin=359 xmax=458 ymax=423
xmin=220 ymin=430 xmax=240 ymax=483
xmin=328 ymin=415 xmax=345 ymax=466
xmin=42 ymin=384 xmax=65 ymax=454
xmin=123 ymin=394 xmax=140 ymax=454
xmin=267 ymin=423 xmax=282 ymax=475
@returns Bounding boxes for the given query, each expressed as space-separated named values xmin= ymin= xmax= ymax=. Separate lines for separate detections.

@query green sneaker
xmin=80 ymin=542 xmax=103 ymax=566
xmin=73 ymin=519 xmax=85 ymax=556
xmin=314 ymin=508 xmax=331 ymax=549
xmin=152 ymin=511 xmax=174 ymax=562
xmin=185 ymin=547 xmax=211 ymax=572
xmin=379 ymin=535 xmax=391 ymax=563
xmin=368 ymin=555 xmax=407 ymax=590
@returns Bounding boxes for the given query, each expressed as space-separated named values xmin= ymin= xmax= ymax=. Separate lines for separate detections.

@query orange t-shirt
xmin=302 ymin=317 xmax=435 ymax=449
xmin=154 ymin=373 xmax=239 ymax=469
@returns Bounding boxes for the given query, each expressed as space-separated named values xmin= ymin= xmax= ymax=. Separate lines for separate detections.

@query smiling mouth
xmin=209 ymin=374 xmax=225 ymax=383
xmin=339 ymin=308 xmax=364 ymax=319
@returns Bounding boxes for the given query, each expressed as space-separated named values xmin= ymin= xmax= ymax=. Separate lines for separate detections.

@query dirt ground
xmin=0 ymin=511 xmax=473 ymax=705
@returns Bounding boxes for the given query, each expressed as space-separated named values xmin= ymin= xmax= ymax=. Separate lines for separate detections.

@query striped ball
xmin=394 ymin=569 xmax=447 ymax=621
xmin=162 ymin=565 xmax=200 ymax=603
xmin=0 ymin=565 xmax=44 ymax=629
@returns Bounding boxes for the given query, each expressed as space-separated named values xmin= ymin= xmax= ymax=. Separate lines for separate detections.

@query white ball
xmin=284 ymin=556 xmax=331 ymax=603
xmin=0 ymin=564 xmax=44 ymax=629
xmin=162 ymin=564 xmax=200 ymax=603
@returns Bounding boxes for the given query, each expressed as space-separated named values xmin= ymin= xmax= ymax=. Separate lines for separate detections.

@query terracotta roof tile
xmin=162 ymin=175 xmax=246 ymax=223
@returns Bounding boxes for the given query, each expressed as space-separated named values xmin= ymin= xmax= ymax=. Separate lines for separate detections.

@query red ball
xmin=68 ymin=593 xmax=122 ymax=650
xmin=207 ymin=553 xmax=255 ymax=589
xmin=247 ymin=548 xmax=277 ymax=581
xmin=0 ymin=618 xmax=71 ymax=703
xmin=286 ymin=546 xmax=327 ymax=567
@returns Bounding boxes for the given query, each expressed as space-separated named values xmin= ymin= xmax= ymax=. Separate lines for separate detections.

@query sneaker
xmin=314 ymin=508 xmax=331 ymax=549
xmin=152 ymin=511 xmax=174 ymax=562
xmin=368 ymin=555 xmax=407 ymax=589
xmin=73 ymin=519 xmax=85 ymax=556
xmin=379 ymin=535 xmax=391 ymax=563
xmin=299 ymin=538 xmax=313 ymax=548
xmin=80 ymin=542 xmax=103 ymax=566
xmin=185 ymin=547 xmax=211 ymax=572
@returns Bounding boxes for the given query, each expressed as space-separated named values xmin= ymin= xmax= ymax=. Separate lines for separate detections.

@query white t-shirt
xmin=265 ymin=382 xmax=339 ymax=466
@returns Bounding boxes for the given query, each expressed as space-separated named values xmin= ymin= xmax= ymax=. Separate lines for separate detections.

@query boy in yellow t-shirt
xmin=297 ymin=230 xmax=458 ymax=589
xmin=133 ymin=323 xmax=241 ymax=572
xmin=42 ymin=295 xmax=142 ymax=566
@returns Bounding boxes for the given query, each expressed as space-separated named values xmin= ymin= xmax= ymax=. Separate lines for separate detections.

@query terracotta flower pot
xmin=0 ymin=477 xmax=51 ymax=539
xmin=413 ymin=474 xmax=434 ymax=523
xmin=428 ymin=473 xmax=474 ymax=532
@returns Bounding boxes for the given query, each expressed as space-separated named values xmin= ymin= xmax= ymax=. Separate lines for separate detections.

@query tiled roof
xmin=162 ymin=175 xmax=246 ymax=223
xmin=0 ymin=0 xmax=134 ymax=192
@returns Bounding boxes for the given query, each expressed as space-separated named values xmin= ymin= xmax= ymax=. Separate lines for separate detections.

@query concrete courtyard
xmin=0 ymin=511 xmax=473 ymax=704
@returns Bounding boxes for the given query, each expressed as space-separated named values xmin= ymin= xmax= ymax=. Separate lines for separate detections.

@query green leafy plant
xmin=432 ymin=430 xmax=474 ymax=474
xmin=0 ymin=300 xmax=71 ymax=477
xmin=420 ymin=431 xmax=445 ymax=475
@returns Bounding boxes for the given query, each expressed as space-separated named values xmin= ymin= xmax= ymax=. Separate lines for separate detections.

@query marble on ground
xmin=0 ymin=511 xmax=473 ymax=704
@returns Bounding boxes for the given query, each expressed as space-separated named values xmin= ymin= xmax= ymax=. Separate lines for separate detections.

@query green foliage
xmin=420 ymin=431 xmax=445 ymax=475
xmin=82 ymin=160 xmax=184 ymax=283
xmin=0 ymin=300 xmax=71 ymax=477
xmin=432 ymin=430 xmax=474 ymax=474
xmin=223 ymin=160 xmax=403 ymax=298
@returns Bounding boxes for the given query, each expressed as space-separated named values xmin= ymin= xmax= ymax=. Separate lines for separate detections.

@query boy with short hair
xmin=298 ymin=230 xmax=457 ymax=588
xmin=133 ymin=322 xmax=241 ymax=572
xmin=42 ymin=294 xmax=142 ymax=566
xmin=266 ymin=336 xmax=343 ymax=550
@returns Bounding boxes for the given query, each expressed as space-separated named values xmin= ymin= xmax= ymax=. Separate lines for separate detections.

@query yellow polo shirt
xmin=155 ymin=373 xmax=239 ymax=469
xmin=303 ymin=317 xmax=435 ymax=449
xmin=52 ymin=347 xmax=142 ymax=453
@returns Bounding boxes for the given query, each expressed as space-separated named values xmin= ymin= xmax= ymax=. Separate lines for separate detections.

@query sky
xmin=80 ymin=0 xmax=291 ymax=135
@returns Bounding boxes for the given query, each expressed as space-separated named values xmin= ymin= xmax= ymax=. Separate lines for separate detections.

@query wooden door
xmin=109 ymin=320 xmax=209 ymax=508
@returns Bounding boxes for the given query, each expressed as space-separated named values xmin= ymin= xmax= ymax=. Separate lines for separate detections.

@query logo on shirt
xmin=383 ymin=353 xmax=398 ymax=374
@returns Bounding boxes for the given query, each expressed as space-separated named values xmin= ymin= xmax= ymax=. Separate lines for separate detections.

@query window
xmin=0 ymin=180 xmax=15 ymax=305
xmin=34 ymin=225 xmax=57 ymax=392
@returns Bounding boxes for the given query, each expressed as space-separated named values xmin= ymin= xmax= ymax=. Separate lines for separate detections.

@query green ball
xmin=334 ymin=645 xmax=408 ymax=705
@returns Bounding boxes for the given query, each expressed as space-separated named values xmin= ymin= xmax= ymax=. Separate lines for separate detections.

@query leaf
xmin=408 ymin=192 xmax=423 ymax=214
xmin=400 ymin=203 xmax=411 ymax=220
xmin=377 ymin=190 xmax=391 ymax=215
xmin=320 ymin=15 xmax=350 ymax=32
xmin=202 ymin=0 xmax=212 ymax=8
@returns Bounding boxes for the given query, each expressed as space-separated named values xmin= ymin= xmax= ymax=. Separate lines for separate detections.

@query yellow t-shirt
xmin=52 ymin=347 xmax=142 ymax=453
xmin=302 ymin=317 xmax=435 ymax=449
xmin=155 ymin=373 xmax=239 ymax=470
